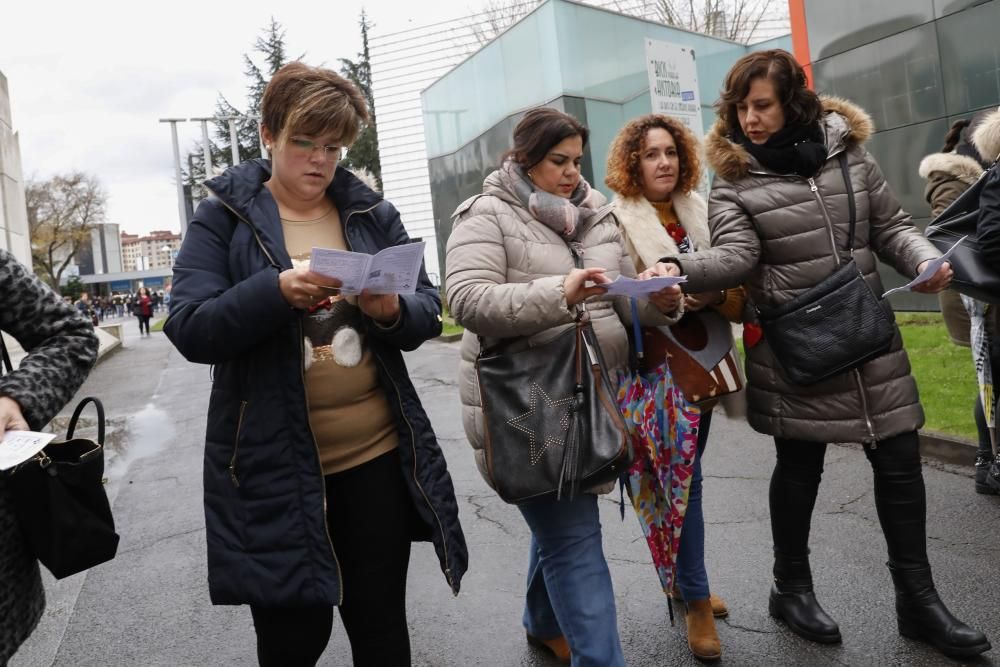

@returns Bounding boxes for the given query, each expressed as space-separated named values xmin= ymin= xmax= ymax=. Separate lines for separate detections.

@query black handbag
xmin=1 ymin=356 xmax=120 ymax=578
xmin=755 ymin=153 xmax=896 ymax=386
xmin=924 ymin=158 xmax=1000 ymax=304
xmin=475 ymin=249 xmax=632 ymax=504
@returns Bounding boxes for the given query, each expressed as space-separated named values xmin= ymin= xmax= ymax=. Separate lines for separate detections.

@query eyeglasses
xmin=287 ymin=137 xmax=342 ymax=162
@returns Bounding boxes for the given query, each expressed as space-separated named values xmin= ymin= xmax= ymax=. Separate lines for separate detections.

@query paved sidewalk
xmin=12 ymin=328 xmax=1000 ymax=666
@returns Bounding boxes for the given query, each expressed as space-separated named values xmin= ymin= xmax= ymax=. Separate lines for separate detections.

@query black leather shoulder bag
xmin=475 ymin=245 xmax=631 ymax=503
xmin=2 ymin=337 xmax=120 ymax=579
xmin=924 ymin=156 xmax=1000 ymax=304
xmin=755 ymin=153 xmax=896 ymax=386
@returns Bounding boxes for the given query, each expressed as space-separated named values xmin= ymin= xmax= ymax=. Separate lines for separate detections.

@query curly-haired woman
xmin=606 ymin=114 xmax=743 ymax=662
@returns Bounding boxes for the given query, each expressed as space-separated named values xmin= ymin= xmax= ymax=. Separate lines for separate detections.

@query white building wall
xmin=0 ymin=71 xmax=31 ymax=267
xmin=369 ymin=19 xmax=480 ymax=284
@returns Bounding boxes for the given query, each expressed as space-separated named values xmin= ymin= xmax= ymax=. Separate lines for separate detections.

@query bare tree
xmin=611 ymin=0 xmax=784 ymax=44
xmin=26 ymin=173 xmax=107 ymax=291
xmin=465 ymin=0 xmax=784 ymax=49
xmin=466 ymin=0 xmax=543 ymax=47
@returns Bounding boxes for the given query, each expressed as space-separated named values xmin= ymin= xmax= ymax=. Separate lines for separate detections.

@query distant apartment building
xmin=0 ymin=70 xmax=31 ymax=266
xmin=120 ymin=229 xmax=181 ymax=271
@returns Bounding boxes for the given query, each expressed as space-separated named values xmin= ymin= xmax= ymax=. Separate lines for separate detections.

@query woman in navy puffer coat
xmin=165 ymin=62 xmax=466 ymax=666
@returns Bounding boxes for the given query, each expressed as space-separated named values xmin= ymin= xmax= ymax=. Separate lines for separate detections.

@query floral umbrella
xmin=617 ymin=301 xmax=701 ymax=622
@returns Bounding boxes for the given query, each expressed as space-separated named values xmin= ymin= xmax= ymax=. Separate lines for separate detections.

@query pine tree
xmin=338 ymin=10 xmax=382 ymax=188
xmin=184 ymin=18 xmax=291 ymax=199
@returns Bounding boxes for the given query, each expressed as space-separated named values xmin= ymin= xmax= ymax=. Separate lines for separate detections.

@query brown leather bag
xmin=640 ymin=308 xmax=744 ymax=406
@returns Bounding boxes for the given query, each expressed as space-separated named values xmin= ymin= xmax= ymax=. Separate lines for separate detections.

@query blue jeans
xmin=675 ymin=408 xmax=713 ymax=601
xmin=518 ymin=494 xmax=627 ymax=667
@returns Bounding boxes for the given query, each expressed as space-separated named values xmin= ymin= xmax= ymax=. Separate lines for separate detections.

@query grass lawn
xmin=151 ymin=318 xmax=166 ymax=333
xmin=896 ymin=312 xmax=977 ymax=441
xmin=441 ymin=302 xmax=464 ymax=337
xmin=733 ymin=312 xmax=976 ymax=440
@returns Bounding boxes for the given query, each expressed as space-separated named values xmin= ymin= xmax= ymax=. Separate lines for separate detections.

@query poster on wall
xmin=645 ymin=39 xmax=704 ymax=141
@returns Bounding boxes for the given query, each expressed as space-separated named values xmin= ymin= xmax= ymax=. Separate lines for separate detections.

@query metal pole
xmin=248 ymin=114 xmax=267 ymax=159
xmin=190 ymin=117 xmax=214 ymax=176
xmin=223 ymin=116 xmax=241 ymax=166
xmin=159 ymin=118 xmax=188 ymax=236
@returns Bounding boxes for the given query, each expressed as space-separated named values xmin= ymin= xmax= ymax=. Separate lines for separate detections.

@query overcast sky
xmin=1 ymin=0 xmax=471 ymax=237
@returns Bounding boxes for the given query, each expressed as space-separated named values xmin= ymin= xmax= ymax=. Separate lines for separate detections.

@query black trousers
xmin=250 ymin=448 xmax=415 ymax=667
xmin=770 ymin=431 xmax=928 ymax=572
xmin=137 ymin=315 xmax=150 ymax=335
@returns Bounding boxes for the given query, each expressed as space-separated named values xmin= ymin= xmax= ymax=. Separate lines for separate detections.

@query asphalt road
xmin=12 ymin=327 xmax=1000 ymax=666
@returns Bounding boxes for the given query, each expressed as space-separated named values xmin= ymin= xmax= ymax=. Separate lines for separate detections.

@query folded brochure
xmin=310 ymin=241 xmax=425 ymax=295
xmin=602 ymin=274 xmax=688 ymax=298
xmin=0 ymin=430 xmax=57 ymax=471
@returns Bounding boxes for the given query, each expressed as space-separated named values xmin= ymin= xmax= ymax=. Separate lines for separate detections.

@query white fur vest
xmin=612 ymin=191 xmax=711 ymax=270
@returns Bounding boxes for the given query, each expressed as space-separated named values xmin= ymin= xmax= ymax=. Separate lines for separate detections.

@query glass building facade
xmin=797 ymin=0 xmax=1000 ymax=309
xmin=421 ymin=0 xmax=790 ymax=274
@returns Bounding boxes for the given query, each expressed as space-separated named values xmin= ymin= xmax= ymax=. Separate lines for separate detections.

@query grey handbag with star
xmin=475 ymin=309 xmax=632 ymax=504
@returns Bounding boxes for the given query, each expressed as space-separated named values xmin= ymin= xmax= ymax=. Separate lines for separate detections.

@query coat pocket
xmin=229 ymin=400 xmax=248 ymax=487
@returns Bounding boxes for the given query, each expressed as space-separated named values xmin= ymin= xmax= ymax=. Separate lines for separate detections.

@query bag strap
xmin=66 ymin=397 xmax=106 ymax=445
xmin=837 ymin=152 xmax=857 ymax=256
xmin=0 ymin=334 xmax=11 ymax=375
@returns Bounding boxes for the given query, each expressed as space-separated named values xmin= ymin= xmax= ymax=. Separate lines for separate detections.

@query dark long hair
xmin=716 ymin=49 xmax=822 ymax=136
xmin=501 ymin=107 xmax=589 ymax=170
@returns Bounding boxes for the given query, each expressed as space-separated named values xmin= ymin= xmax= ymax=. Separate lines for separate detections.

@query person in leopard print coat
xmin=0 ymin=248 xmax=98 ymax=663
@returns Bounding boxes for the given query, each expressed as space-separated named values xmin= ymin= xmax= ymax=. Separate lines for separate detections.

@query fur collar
xmin=918 ymin=152 xmax=983 ymax=184
xmin=612 ymin=191 xmax=709 ymax=271
xmin=704 ymin=95 xmax=874 ymax=182
xmin=972 ymin=108 xmax=1000 ymax=165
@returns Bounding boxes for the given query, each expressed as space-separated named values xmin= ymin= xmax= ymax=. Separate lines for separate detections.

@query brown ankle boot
xmin=526 ymin=633 xmax=571 ymax=663
xmin=686 ymin=598 xmax=722 ymax=662
xmin=672 ymin=586 xmax=730 ymax=618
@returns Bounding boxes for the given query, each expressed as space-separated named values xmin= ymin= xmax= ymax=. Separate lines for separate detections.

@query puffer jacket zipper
xmin=229 ymin=400 xmax=248 ymax=487
xmin=751 ymin=156 xmax=879 ymax=443
xmin=375 ymin=352 xmax=456 ymax=594
xmin=344 ymin=203 xmax=456 ymax=595
xmin=207 ymin=186 xmax=344 ymax=602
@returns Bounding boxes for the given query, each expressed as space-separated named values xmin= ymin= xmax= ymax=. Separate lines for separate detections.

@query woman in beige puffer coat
xmin=653 ymin=50 xmax=990 ymax=659
xmin=446 ymin=108 xmax=681 ymax=666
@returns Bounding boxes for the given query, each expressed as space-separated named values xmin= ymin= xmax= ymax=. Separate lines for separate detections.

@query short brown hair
xmin=717 ymin=49 xmax=822 ymax=137
xmin=502 ymin=107 xmax=589 ymax=169
xmin=605 ymin=114 xmax=701 ymax=198
xmin=261 ymin=62 xmax=369 ymax=146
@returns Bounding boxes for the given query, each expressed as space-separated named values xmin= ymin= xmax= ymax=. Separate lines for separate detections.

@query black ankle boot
xmin=975 ymin=452 xmax=998 ymax=494
xmin=888 ymin=563 xmax=991 ymax=658
xmin=768 ymin=554 xmax=841 ymax=644
xmin=985 ymin=452 xmax=1000 ymax=495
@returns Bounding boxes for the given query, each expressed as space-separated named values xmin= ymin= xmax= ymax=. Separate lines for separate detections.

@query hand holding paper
xmin=310 ymin=242 xmax=425 ymax=295
xmin=882 ymin=236 xmax=964 ymax=298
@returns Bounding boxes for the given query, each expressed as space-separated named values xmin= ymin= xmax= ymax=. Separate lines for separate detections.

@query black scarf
xmin=737 ymin=122 xmax=827 ymax=178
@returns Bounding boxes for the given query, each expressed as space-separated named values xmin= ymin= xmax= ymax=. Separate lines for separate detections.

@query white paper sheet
xmin=602 ymin=275 xmax=688 ymax=298
xmin=881 ymin=236 xmax=966 ymax=299
xmin=310 ymin=242 xmax=425 ymax=295
xmin=0 ymin=430 xmax=56 ymax=471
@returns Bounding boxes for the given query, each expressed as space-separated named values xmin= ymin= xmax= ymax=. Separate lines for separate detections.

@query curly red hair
xmin=605 ymin=114 xmax=701 ymax=199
